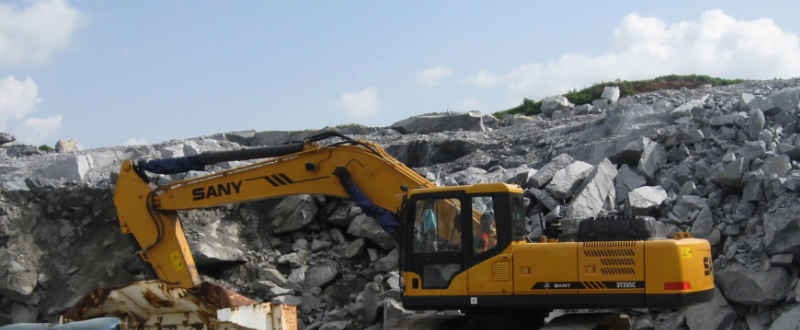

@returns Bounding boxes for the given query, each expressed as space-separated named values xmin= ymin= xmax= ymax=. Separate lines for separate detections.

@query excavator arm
xmin=114 ymin=132 xmax=435 ymax=288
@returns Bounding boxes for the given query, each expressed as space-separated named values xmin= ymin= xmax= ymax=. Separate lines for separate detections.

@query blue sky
xmin=1 ymin=1 xmax=800 ymax=149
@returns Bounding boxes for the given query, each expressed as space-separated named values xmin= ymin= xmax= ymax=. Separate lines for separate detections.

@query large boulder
xmin=684 ymin=288 xmax=736 ymax=330
xmin=541 ymin=95 xmax=574 ymax=116
xmin=0 ymin=251 xmax=37 ymax=301
xmin=0 ymin=133 xmax=16 ymax=145
xmin=715 ymin=266 xmax=789 ymax=305
xmin=601 ymin=86 xmax=620 ymax=103
xmin=771 ymin=304 xmax=800 ymax=330
xmin=564 ymin=158 xmax=618 ymax=234
xmin=305 ymin=261 xmax=340 ymax=289
xmin=268 ymin=195 xmax=319 ymax=234
xmin=615 ymin=164 xmax=646 ymax=204
xmin=528 ymin=153 xmax=574 ymax=188
xmin=347 ymin=214 xmax=396 ymax=250
xmin=545 ymin=161 xmax=594 ymax=199
xmin=38 ymin=154 xmax=94 ymax=183
xmin=190 ymin=220 xmax=246 ymax=266
xmin=764 ymin=200 xmax=800 ymax=255
xmin=638 ymin=139 xmax=667 ymax=183
xmin=391 ymin=111 xmax=485 ymax=134
xmin=627 ymin=186 xmax=667 ymax=215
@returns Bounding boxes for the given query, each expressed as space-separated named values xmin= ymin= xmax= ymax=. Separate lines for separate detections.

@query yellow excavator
xmin=108 ymin=131 xmax=713 ymax=318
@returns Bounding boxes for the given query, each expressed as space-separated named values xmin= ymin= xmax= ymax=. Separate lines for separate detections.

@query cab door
xmin=402 ymin=193 xmax=468 ymax=300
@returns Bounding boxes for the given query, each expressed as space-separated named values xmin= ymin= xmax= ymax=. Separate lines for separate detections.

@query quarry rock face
xmin=3 ymin=78 xmax=800 ymax=329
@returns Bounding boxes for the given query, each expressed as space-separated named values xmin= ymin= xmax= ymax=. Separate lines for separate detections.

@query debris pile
xmin=2 ymin=78 xmax=800 ymax=329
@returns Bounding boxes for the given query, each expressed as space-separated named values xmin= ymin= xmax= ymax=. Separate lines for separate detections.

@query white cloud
xmin=504 ymin=10 xmax=800 ymax=103
xmin=459 ymin=98 xmax=485 ymax=110
xmin=0 ymin=0 xmax=86 ymax=67
xmin=461 ymin=70 xmax=501 ymax=88
xmin=335 ymin=87 xmax=381 ymax=118
xmin=123 ymin=137 xmax=148 ymax=146
xmin=416 ymin=65 xmax=453 ymax=87
xmin=13 ymin=115 xmax=62 ymax=145
xmin=0 ymin=76 xmax=40 ymax=130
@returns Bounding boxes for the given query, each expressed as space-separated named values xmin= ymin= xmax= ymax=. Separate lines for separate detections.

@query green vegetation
xmin=493 ymin=74 xmax=746 ymax=118
xmin=38 ymin=144 xmax=55 ymax=152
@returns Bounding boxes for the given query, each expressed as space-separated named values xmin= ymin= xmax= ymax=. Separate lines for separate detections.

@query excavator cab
xmin=400 ymin=183 xmax=526 ymax=310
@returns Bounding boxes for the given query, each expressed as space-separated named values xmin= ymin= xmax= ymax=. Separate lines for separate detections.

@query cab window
xmin=413 ymin=198 xmax=462 ymax=253
xmin=472 ymin=196 xmax=497 ymax=255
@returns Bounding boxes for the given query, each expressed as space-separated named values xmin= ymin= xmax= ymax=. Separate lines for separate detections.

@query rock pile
xmin=2 ymin=78 xmax=800 ymax=329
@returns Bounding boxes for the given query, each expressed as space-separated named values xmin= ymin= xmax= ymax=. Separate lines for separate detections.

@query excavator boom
xmin=115 ymin=133 xmax=433 ymax=288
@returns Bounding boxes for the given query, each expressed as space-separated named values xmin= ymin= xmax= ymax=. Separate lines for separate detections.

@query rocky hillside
xmin=2 ymin=78 xmax=800 ymax=330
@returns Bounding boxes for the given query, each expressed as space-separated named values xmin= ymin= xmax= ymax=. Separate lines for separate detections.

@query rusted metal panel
xmin=61 ymin=280 xmax=297 ymax=330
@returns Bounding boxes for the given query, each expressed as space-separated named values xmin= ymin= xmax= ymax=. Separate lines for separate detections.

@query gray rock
xmin=383 ymin=299 xmax=413 ymax=330
xmin=717 ymin=158 xmax=745 ymax=188
xmin=0 ymin=132 xmax=15 ymax=145
xmin=310 ymin=239 xmax=332 ymax=252
xmin=771 ymin=304 xmax=800 ymax=330
xmin=55 ymin=139 xmax=79 ymax=152
xmin=690 ymin=207 xmax=714 ymax=238
xmin=362 ymin=283 xmax=382 ymax=325
xmin=528 ymin=153 xmax=574 ymax=188
xmin=664 ymin=129 xmax=704 ymax=147
xmin=10 ymin=303 xmax=37 ymax=323
xmin=268 ymin=195 xmax=319 ymax=234
xmin=764 ymin=204 xmax=800 ymax=255
xmin=347 ymin=214 xmax=396 ymax=250
xmin=330 ymin=228 xmax=346 ymax=245
xmin=391 ymin=111 xmax=485 ymax=134
xmin=615 ymin=164 xmax=646 ymax=204
xmin=746 ymin=109 xmax=765 ymax=141
xmin=271 ymin=294 xmax=302 ymax=306
xmin=277 ymin=251 xmax=308 ymax=268
xmin=249 ymin=130 xmax=318 ymax=147
xmin=778 ymin=143 xmax=800 ymax=160
xmin=592 ymin=99 xmax=609 ymax=111
xmin=261 ymin=268 xmax=288 ymax=287
xmin=541 ymin=95 xmax=574 ymax=116
xmin=376 ymin=248 xmax=399 ymax=272
xmin=716 ymin=266 xmax=789 ymax=305
xmin=565 ymin=158 xmax=618 ymax=233
xmin=508 ymin=168 xmax=537 ymax=188
xmin=528 ymin=188 xmax=560 ymax=211
xmin=765 ymin=175 xmax=788 ymax=201
xmin=545 ymin=161 xmax=594 ymax=199
xmin=205 ymin=130 xmax=256 ymax=146
xmin=614 ymin=138 xmax=646 ymax=165
xmin=0 ymin=255 xmax=37 ymax=301
xmin=710 ymin=114 xmax=736 ymax=126
xmin=299 ymin=293 xmax=322 ymax=314
xmin=684 ymin=288 xmax=736 ymax=330
xmin=344 ymin=238 xmax=367 ymax=258
xmin=767 ymin=86 xmax=800 ymax=113
xmin=743 ymin=170 xmax=765 ymax=202
xmin=627 ymin=186 xmax=667 ymax=215
xmin=770 ymin=254 xmax=794 ymax=266
xmin=601 ymin=86 xmax=620 ymax=103
xmin=269 ymin=286 xmax=294 ymax=297
xmin=669 ymin=95 xmax=708 ymax=119
xmin=761 ymin=154 xmax=791 ymax=177
xmin=305 ymin=262 xmax=340 ymax=289
xmin=288 ymin=266 xmax=307 ymax=285
xmin=638 ymin=139 xmax=666 ymax=183
xmin=669 ymin=195 xmax=707 ymax=224
xmin=320 ymin=321 xmax=350 ymax=330
xmin=326 ymin=202 xmax=359 ymax=228
xmin=732 ymin=202 xmax=756 ymax=223
xmin=39 ymin=154 xmax=94 ymax=182
xmin=191 ymin=220 xmax=247 ymax=267
xmin=739 ymin=141 xmax=766 ymax=161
